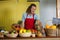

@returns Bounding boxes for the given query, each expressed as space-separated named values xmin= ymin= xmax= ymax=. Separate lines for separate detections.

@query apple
xmin=26 ymin=30 xmax=31 ymax=33
xmin=19 ymin=29 xmax=26 ymax=33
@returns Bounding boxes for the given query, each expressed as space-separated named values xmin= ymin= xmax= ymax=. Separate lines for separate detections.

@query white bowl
xmin=19 ymin=32 xmax=32 ymax=37
xmin=5 ymin=33 xmax=18 ymax=38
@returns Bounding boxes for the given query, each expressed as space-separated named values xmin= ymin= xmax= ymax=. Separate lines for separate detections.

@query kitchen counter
xmin=0 ymin=37 xmax=60 ymax=40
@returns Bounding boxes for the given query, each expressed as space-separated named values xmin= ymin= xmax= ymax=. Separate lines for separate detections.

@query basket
xmin=19 ymin=32 xmax=32 ymax=37
xmin=5 ymin=33 xmax=18 ymax=38
xmin=45 ymin=29 xmax=57 ymax=36
xmin=45 ymin=20 xmax=57 ymax=36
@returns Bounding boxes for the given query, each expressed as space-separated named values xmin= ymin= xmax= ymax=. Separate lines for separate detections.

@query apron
xmin=24 ymin=14 xmax=35 ymax=29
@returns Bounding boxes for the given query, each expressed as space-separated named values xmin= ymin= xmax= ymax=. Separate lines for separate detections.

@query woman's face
xmin=31 ymin=6 xmax=36 ymax=14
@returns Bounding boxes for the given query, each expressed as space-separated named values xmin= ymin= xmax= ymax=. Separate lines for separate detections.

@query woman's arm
xmin=36 ymin=20 xmax=43 ymax=31
xmin=34 ymin=14 xmax=42 ymax=29
xmin=22 ymin=14 xmax=26 ymax=28
xmin=34 ymin=14 xmax=46 ymax=36
xmin=37 ymin=20 xmax=46 ymax=36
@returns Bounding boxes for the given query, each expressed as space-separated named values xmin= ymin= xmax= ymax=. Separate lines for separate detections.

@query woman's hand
xmin=36 ymin=20 xmax=46 ymax=36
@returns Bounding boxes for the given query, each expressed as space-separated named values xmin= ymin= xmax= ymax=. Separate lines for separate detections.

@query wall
xmin=40 ymin=0 xmax=56 ymax=27
xmin=0 ymin=0 xmax=39 ymax=31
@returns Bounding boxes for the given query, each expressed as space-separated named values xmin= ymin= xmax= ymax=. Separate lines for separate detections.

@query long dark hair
xmin=26 ymin=4 xmax=36 ymax=14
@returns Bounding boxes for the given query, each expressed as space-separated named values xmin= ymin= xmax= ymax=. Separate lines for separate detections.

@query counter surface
xmin=0 ymin=37 xmax=60 ymax=40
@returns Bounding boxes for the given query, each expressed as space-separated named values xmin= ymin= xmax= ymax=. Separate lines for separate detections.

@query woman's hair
xmin=26 ymin=4 xmax=36 ymax=14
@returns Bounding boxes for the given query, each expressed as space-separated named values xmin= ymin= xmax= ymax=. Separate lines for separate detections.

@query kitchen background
xmin=0 ymin=0 xmax=56 ymax=31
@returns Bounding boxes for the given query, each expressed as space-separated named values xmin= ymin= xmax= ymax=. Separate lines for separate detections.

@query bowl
xmin=19 ymin=32 xmax=32 ymax=37
xmin=5 ymin=33 xmax=18 ymax=38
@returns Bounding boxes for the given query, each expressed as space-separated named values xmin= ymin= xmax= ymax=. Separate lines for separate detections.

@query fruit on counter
xmin=19 ymin=28 xmax=31 ymax=33
xmin=45 ymin=24 xmax=50 ymax=29
xmin=45 ymin=24 xmax=56 ymax=30
xmin=4 ymin=30 xmax=18 ymax=37
xmin=20 ymin=29 xmax=26 ymax=33
xmin=10 ymin=30 xmax=18 ymax=34
xmin=11 ymin=32 xmax=14 ymax=35
xmin=37 ymin=31 xmax=43 ymax=37
xmin=30 ymin=29 xmax=35 ymax=33
xmin=37 ymin=33 xmax=43 ymax=37
xmin=19 ymin=29 xmax=32 ymax=37
xmin=12 ymin=24 xmax=21 ymax=31
xmin=4 ymin=31 xmax=9 ymax=35
xmin=30 ymin=29 xmax=37 ymax=34
xmin=50 ymin=25 xmax=56 ymax=30
xmin=15 ymin=27 xmax=20 ymax=31
xmin=4 ymin=30 xmax=18 ymax=35
xmin=26 ymin=30 xmax=31 ymax=33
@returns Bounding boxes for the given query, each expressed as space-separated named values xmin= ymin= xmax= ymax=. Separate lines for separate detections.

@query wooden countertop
xmin=0 ymin=36 xmax=60 ymax=39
